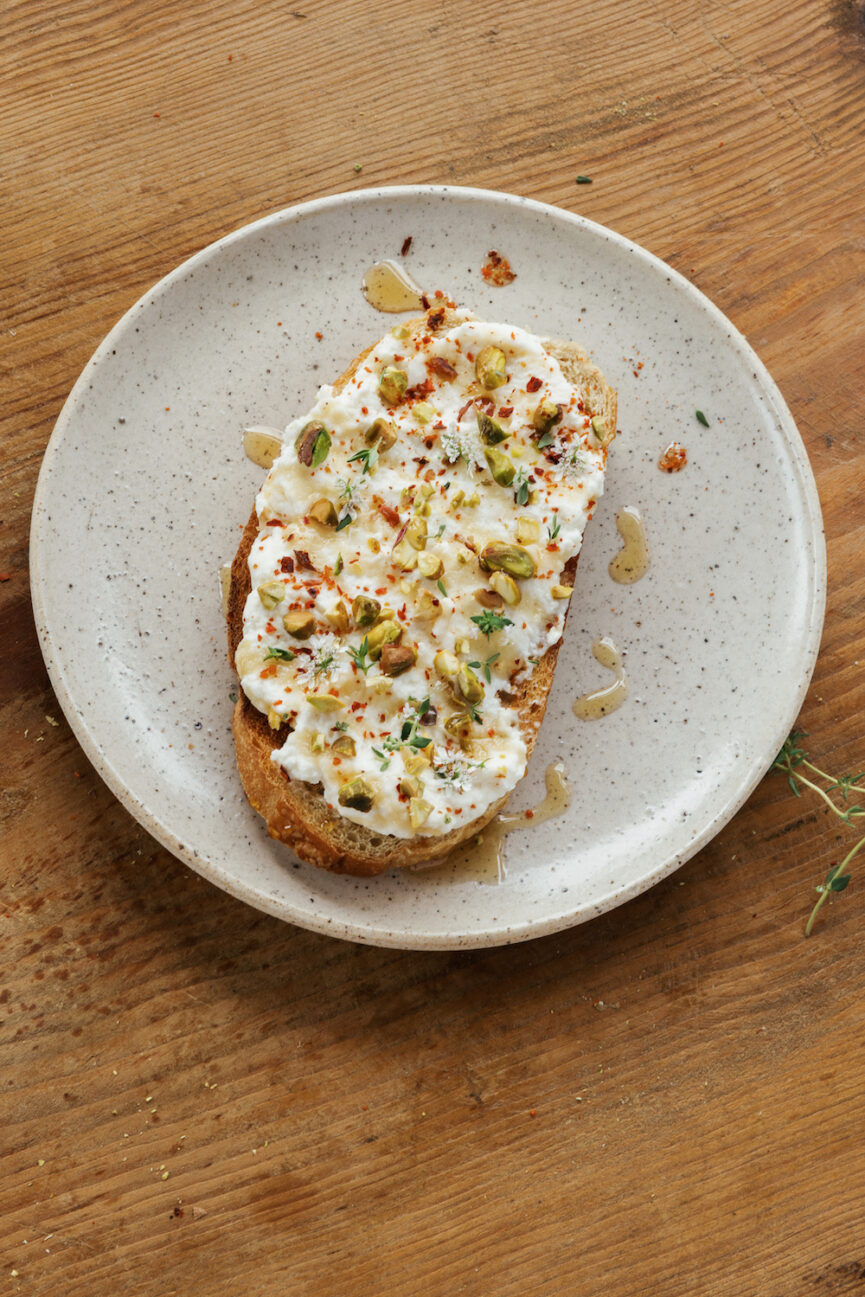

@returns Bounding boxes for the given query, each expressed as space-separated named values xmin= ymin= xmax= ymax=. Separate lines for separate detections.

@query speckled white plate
xmin=31 ymin=186 xmax=825 ymax=950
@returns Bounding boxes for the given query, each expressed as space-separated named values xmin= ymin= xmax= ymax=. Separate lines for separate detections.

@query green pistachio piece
xmin=414 ymin=402 xmax=435 ymax=425
xmin=257 ymin=580 xmax=285 ymax=610
xmin=283 ymin=610 xmax=316 ymax=638
xmin=295 ymin=421 xmax=331 ymax=468
xmin=351 ymin=594 xmax=381 ymax=628
xmin=409 ymin=797 xmax=433 ymax=830
xmin=489 ymin=571 xmax=521 ymax=605
xmin=331 ymin=734 xmax=357 ymax=756
xmin=417 ymin=551 xmax=443 ymax=580
xmin=476 ymin=408 xmax=508 ymax=445
xmin=474 ymin=345 xmax=507 ymax=390
xmin=591 ymin=415 xmax=610 ymax=445
xmin=532 ymin=398 xmax=563 ymax=433
xmin=404 ymin=516 xmax=428 ymax=551
xmin=479 ymin=542 xmax=537 ymax=580
xmin=337 ymin=776 xmax=376 ymax=812
xmin=399 ymin=774 xmax=422 ymax=799
xmin=306 ymin=694 xmax=346 ymax=713
xmin=364 ymin=418 xmax=398 ymax=451
xmin=483 ymin=445 xmax=515 ymax=487
xmin=443 ymin=711 xmax=474 ymax=750
xmin=453 ymin=664 xmax=485 ymax=706
xmin=475 ymin=587 xmax=505 ymax=610
xmin=378 ymin=367 xmax=408 ymax=405
xmin=366 ymin=620 xmax=403 ymax=660
xmin=434 ymin=649 xmax=459 ymax=678
xmin=308 ymin=498 xmax=338 ymax=527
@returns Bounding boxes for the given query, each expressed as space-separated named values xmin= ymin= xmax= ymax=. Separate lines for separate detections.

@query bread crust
xmin=227 ymin=314 xmax=616 ymax=876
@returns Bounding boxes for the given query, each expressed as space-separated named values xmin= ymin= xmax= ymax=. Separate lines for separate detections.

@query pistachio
xmin=331 ymin=734 xmax=357 ymax=757
xmin=378 ymin=367 xmax=408 ymax=405
xmin=373 ymin=606 xmax=397 ymax=625
xmin=414 ymin=401 xmax=435 ymax=425
xmin=404 ymin=516 xmax=428 ymax=551
xmin=476 ymin=408 xmax=508 ymax=445
xmin=447 ymin=488 xmax=465 ymax=512
xmin=366 ymin=620 xmax=403 ymax=660
xmin=295 ymin=420 xmax=331 ymax=468
xmin=392 ymin=538 xmax=419 ymax=570
xmin=351 ymin=594 xmax=381 ymax=628
xmin=415 ymin=589 xmax=438 ymax=619
xmin=409 ymin=797 xmax=433 ymax=830
xmin=380 ymin=643 xmax=417 ymax=677
xmin=399 ymin=578 xmax=416 ymax=596
xmin=364 ymin=417 xmax=398 ymax=451
xmin=455 ymin=638 xmax=471 ymax=657
xmin=476 ymin=587 xmax=505 ymax=610
xmin=367 ymin=537 xmax=381 ymax=554
xmin=398 ymin=774 xmax=422 ymax=799
xmin=434 ymin=649 xmax=459 ymax=679
xmin=475 ymin=345 xmax=507 ymax=390
xmin=391 ymin=323 xmax=411 ymax=340
xmin=591 ymin=415 xmax=610 ymax=445
xmin=444 ymin=711 xmax=474 ymax=749
xmin=532 ymin=398 xmax=563 ymax=433
xmin=283 ymin=610 xmax=316 ymax=639
xmin=325 ymin=600 xmax=350 ymax=633
xmin=479 ymin=542 xmax=537 ymax=580
xmin=515 ymin=517 xmax=540 ymax=544
xmin=257 ymin=580 xmax=285 ymax=610
xmin=453 ymin=663 xmax=485 ymax=706
xmin=551 ymin=584 xmax=573 ymax=599
xmin=308 ymin=498 xmax=338 ymax=527
xmin=267 ymin=706 xmax=284 ymax=730
xmin=417 ymin=551 xmax=444 ymax=580
xmin=484 ymin=445 xmax=515 ymax=488
xmin=465 ymin=492 xmax=480 ymax=507
xmin=310 ymin=731 xmax=326 ymax=753
xmin=337 ymin=776 xmax=375 ymax=812
xmin=306 ymin=694 xmax=346 ymax=713
xmin=489 ymin=570 xmax=521 ymax=605
xmin=403 ymin=746 xmax=432 ymax=773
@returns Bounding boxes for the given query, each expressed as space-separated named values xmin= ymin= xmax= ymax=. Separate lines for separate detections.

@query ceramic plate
xmin=30 ymin=186 xmax=825 ymax=950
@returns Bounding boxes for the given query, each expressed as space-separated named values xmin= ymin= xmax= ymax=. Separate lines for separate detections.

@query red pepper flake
xmin=427 ymin=356 xmax=458 ymax=381
xmin=497 ymin=405 xmax=513 ymax=417
xmin=0 ymin=572 xmax=10 ymax=582
xmin=260 ymin=664 xmax=277 ymax=679
xmin=277 ymin=321 xmax=282 ymax=327
xmin=529 ymin=1109 xmax=537 ymax=1118
xmin=315 ymin=331 xmax=323 ymax=340
xmin=266 ymin=519 xmax=285 ymax=527
xmin=294 ymin=549 xmax=318 ymax=572
xmin=153 ymin=111 xmax=161 ymax=118
xmin=457 ymin=398 xmax=475 ymax=422
xmin=406 ymin=378 xmax=434 ymax=400
xmin=526 ymin=376 xmax=542 ymax=393
xmin=426 ymin=308 xmax=446 ymax=330
xmin=401 ymin=235 xmax=413 ymax=256
xmin=481 ymin=249 xmax=517 ymax=286
xmin=279 ymin=555 xmax=295 ymax=573
xmin=659 ymin=442 xmax=688 ymax=473
xmin=374 ymin=496 xmax=400 ymax=528
xmin=420 ymin=294 xmax=430 ymax=310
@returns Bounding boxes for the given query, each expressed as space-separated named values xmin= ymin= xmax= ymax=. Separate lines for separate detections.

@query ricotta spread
xmin=237 ymin=306 xmax=609 ymax=839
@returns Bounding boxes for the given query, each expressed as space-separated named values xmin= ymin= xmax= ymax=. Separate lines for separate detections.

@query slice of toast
xmin=227 ymin=304 xmax=616 ymax=876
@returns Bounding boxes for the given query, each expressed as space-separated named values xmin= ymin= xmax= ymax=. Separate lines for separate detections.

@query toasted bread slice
xmin=227 ymin=306 xmax=616 ymax=876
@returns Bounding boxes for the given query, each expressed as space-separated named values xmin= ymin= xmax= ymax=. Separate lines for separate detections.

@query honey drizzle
xmin=412 ymin=761 xmax=570 ymax=885
xmin=573 ymin=638 xmax=628 ymax=720
xmin=362 ymin=260 xmax=425 ymax=313
xmin=243 ymin=425 xmax=283 ymax=470
xmin=609 ymin=506 xmax=649 ymax=584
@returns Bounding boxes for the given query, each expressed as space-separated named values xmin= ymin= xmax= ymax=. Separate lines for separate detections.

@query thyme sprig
xmin=772 ymin=729 xmax=865 ymax=935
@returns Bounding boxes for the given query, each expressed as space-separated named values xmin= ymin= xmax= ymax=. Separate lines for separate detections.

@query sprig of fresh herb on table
xmin=468 ymin=652 xmax=500 ymax=684
xmin=772 ymin=729 xmax=865 ymax=935
xmin=470 ymin=610 xmax=513 ymax=639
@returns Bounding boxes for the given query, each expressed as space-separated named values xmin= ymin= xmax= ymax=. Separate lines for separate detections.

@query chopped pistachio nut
xmin=295 ymin=421 xmax=331 ymax=468
xmin=454 ymin=637 xmax=471 ymax=656
xmin=325 ymin=600 xmax=350 ymax=632
xmin=380 ymin=643 xmax=417 ymax=676
xmin=414 ymin=402 xmax=435 ymax=425
xmin=378 ymin=367 xmax=408 ymax=405
xmin=532 ymin=398 xmax=562 ymax=433
xmin=392 ymin=538 xmax=418 ymax=569
xmin=365 ymin=417 xmax=398 ymax=450
xmin=404 ymin=517 xmax=428 ymax=550
xmin=484 ymin=445 xmax=515 ymax=487
xmin=515 ymin=517 xmax=540 ymax=544
xmin=453 ymin=663 xmax=484 ymax=705
xmin=476 ymin=408 xmax=508 ymax=445
xmin=366 ymin=620 xmax=403 ymax=660
xmin=475 ymin=587 xmax=504 ymax=610
xmin=308 ymin=497 xmax=338 ymax=526
xmin=403 ymin=745 xmax=432 ymax=773
xmin=257 ymin=580 xmax=285 ymax=610
xmin=267 ymin=706 xmax=284 ymax=730
xmin=331 ymin=733 xmax=357 ymax=756
xmin=434 ymin=649 xmax=459 ymax=678
xmin=479 ymin=542 xmax=537 ymax=579
xmin=415 ymin=589 xmax=438 ymax=618
xmin=475 ymin=345 xmax=507 ymax=389
xmin=489 ymin=570 xmax=521 ymax=605
xmin=591 ymin=415 xmax=610 ymax=445
xmin=310 ymin=732 xmax=326 ymax=753
xmin=306 ymin=694 xmax=346 ymax=713
xmin=409 ymin=797 xmax=433 ymax=830
xmin=352 ymin=594 xmax=380 ymax=627
xmin=551 ymin=584 xmax=573 ymax=599
xmin=283 ymin=610 xmax=315 ymax=638
xmin=417 ymin=551 xmax=444 ymax=580
xmin=399 ymin=774 xmax=422 ymax=798
xmin=447 ymin=488 xmax=465 ymax=512
xmin=337 ymin=776 xmax=375 ymax=812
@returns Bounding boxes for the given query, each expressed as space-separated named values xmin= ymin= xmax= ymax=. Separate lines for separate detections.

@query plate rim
xmin=30 ymin=183 xmax=827 ymax=950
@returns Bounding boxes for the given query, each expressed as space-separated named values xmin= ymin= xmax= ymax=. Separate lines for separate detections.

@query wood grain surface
xmin=4 ymin=1 xmax=865 ymax=1293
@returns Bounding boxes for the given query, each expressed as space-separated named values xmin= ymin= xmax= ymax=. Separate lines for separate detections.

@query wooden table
xmin=4 ymin=2 xmax=865 ymax=1292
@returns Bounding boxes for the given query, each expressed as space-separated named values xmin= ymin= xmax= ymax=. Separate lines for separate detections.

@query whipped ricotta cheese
xmin=237 ymin=305 xmax=610 ymax=839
